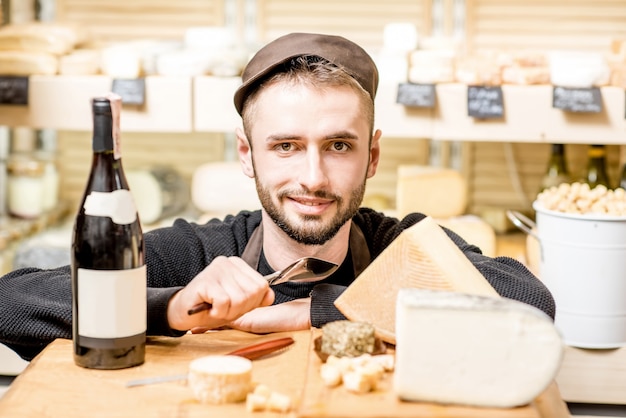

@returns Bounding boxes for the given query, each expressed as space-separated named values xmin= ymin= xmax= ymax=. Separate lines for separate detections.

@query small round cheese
xmin=188 ymin=355 xmax=252 ymax=404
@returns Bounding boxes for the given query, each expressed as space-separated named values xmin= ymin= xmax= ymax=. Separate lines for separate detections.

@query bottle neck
xmin=588 ymin=145 xmax=606 ymax=161
xmin=548 ymin=144 xmax=567 ymax=169
xmin=92 ymin=112 xmax=114 ymax=153
xmin=551 ymin=144 xmax=565 ymax=155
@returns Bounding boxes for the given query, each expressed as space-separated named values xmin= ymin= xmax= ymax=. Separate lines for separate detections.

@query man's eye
xmin=279 ymin=143 xmax=293 ymax=151
xmin=333 ymin=142 xmax=349 ymax=151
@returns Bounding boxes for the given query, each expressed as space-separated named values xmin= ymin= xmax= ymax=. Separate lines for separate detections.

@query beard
xmin=255 ymin=179 xmax=366 ymax=246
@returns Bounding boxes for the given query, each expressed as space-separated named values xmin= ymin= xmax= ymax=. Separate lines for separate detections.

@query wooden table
xmin=0 ymin=329 xmax=571 ymax=418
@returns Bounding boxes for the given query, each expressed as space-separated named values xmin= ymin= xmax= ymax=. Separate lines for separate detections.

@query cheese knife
xmin=125 ymin=336 xmax=294 ymax=387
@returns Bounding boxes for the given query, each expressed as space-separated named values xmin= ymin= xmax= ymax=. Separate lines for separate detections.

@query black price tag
xmin=552 ymin=86 xmax=602 ymax=113
xmin=0 ymin=76 xmax=29 ymax=105
xmin=467 ymin=86 xmax=503 ymax=119
xmin=111 ymin=78 xmax=146 ymax=105
xmin=396 ymin=83 xmax=436 ymax=108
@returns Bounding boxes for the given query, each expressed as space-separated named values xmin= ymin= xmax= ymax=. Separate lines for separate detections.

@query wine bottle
xmin=71 ymin=94 xmax=146 ymax=369
xmin=539 ymin=144 xmax=570 ymax=192
xmin=619 ymin=145 xmax=626 ymax=189
xmin=584 ymin=144 xmax=611 ymax=189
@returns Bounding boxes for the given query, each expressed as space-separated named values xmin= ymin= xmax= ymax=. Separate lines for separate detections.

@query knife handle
xmin=187 ymin=270 xmax=281 ymax=315
xmin=187 ymin=302 xmax=212 ymax=315
xmin=229 ymin=337 xmax=295 ymax=360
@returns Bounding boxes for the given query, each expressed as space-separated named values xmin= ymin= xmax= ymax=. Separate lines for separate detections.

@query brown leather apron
xmin=240 ymin=222 xmax=371 ymax=278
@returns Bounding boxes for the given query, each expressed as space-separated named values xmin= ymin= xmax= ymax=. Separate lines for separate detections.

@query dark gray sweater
xmin=0 ymin=208 xmax=555 ymax=361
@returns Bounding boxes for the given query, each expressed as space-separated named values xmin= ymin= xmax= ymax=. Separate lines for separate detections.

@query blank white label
xmin=84 ymin=189 xmax=137 ymax=225
xmin=77 ymin=266 xmax=147 ymax=339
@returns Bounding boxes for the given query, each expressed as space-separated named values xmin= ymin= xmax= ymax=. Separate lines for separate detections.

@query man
xmin=0 ymin=33 xmax=555 ymax=361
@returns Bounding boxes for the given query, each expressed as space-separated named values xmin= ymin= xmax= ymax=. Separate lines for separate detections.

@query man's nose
xmin=299 ymin=149 xmax=329 ymax=191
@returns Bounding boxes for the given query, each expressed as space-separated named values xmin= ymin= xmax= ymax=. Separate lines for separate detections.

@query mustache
xmin=278 ymin=189 xmax=339 ymax=201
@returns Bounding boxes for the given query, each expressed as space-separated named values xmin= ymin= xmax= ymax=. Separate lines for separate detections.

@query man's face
xmin=242 ymin=82 xmax=379 ymax=245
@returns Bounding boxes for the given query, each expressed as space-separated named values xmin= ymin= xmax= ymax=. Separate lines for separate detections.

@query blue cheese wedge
xmin=393 ymin=288 xmax=563 ymax=408
xmin=321 ymin=320 xmax=376 ymax=358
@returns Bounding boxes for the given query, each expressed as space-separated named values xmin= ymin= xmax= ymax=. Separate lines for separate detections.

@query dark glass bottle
xmin=540 ymin=144 xmax=570 ymax=192
xmin=584 ymin=144 xmax=611 ymax=189
xmin=619 ymin=145 xmax=626 ymax=189
xmin=71 ymin=95 xmax=146 ymax=369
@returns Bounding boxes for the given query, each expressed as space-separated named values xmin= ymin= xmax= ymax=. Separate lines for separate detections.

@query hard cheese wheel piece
xmin=126 ymin=170 xmax=163 ymax=225
xmin=393 ymin=288 xmax=563 ymax=408
xmin=59 ymin=49 xmax=100 ymax=75
xmin=395 ymin=165 xmax=467 ymax=219
xmin=436 ymin=215 xmax=497 ymax=258
xmin=188 ymin=355 xmax=252 ymax=404
xmin=191 ymin=161 xmax=261 ymax=217
xmin=334 ymin=216 xmax=498 ymax=344
xmin=0 ymin=51 xmax=57 ymax=75
xmin=0 ymin=22 xmax=84 ymax=55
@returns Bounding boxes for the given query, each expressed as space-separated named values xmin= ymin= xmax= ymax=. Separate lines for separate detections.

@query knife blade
xmin=125 ymin=336 xmax=294 ymax=388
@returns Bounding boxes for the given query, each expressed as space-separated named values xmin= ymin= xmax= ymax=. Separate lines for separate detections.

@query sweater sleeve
xmin=355 ymin=209 xmax=556 ymax=320
xmin=0 ymin=266 xmax=73 ymax=361
xmin=309 ymin=283 xmax=348 ymax=327
xmin=0 ymin=213 xmax=257 ymax=361
xmin=0 ymin=266 xmax=188 ymax=361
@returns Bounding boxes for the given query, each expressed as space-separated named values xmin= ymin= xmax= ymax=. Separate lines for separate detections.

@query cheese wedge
xmin=334 ymin=216 xmax=498 ymax=344
xmin=188 ymin=355 xmax=252 ymax=404
xmin=393 ymin=288 xmax=563 ymax=408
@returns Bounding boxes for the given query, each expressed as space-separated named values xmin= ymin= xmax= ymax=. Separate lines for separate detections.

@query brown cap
xmin=234 ymin=32 xmax=379 ymax=115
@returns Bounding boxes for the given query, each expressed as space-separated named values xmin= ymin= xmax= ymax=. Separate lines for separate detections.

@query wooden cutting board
xmin=298 ymin=330 xmax=571 ymax=418
xmin=0 ymin=329 xmax=570 ymax=418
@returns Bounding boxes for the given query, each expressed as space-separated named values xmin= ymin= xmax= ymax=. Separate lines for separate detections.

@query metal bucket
xmin=508 ymin=204 xmax=626 ymax=348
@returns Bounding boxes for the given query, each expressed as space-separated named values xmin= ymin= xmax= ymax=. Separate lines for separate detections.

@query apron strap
xmin=241 ymin=223 xmax=263 ymax=269
xmin=241 ymin=221 xmax=371 ymax=277
xmin=349 ymin=222 xmax=371 ymax=277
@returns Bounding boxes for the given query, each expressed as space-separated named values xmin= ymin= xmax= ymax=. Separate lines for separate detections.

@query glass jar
xmin=7 ymin=155 xmax=45 ymax=219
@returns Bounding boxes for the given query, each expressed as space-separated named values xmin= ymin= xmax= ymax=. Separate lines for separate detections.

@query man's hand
xmin=167 ymin=256 xmax=275 ymax=332
xmin=228 ymin=298 xmax=312 ymax=333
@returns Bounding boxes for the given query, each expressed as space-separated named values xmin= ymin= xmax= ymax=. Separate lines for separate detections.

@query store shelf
xmin=0 ymin=75 xmax=193 ymax=132
xmin=432 ymin=84 xmax=626 ymax=144
xmin=0 ymin=76 xmax=624 ymax=143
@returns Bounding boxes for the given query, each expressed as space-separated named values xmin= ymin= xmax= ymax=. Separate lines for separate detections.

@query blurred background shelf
xmin=0 ymin=75 xmax=193 ymax=132
xmin=0 ymin=76 xmax=624 ymax=143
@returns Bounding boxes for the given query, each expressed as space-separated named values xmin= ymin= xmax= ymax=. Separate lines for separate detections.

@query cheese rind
xmin=393 ymin=288 xmax=563 ymax=408
xmin=188 ymin=355 xmax=252 ymax=404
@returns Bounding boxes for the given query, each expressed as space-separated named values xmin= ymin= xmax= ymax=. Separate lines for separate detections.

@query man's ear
xmin=367 ymin=129 xmax=382 ymax=179
xmin=236 ymin=127 xmax=254 ymax=178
